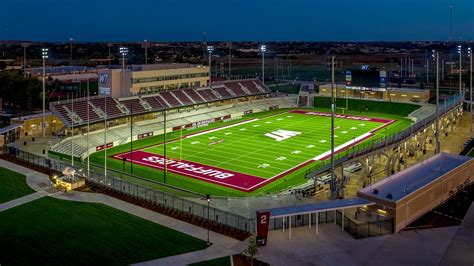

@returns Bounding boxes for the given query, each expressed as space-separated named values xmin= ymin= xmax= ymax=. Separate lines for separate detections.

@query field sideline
xmin=112 ymin=110 xmax=393 ymax=192
xmin=84 ymin=106 xmax=414 ymax=197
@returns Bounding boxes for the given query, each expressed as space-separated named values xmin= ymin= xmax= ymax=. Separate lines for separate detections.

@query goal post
xmin=334 ymin=87 xmax=348 ymax=114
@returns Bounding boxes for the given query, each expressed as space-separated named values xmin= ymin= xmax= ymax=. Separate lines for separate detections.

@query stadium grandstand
xmin=48 ymin=79 xmax=297 ymax=158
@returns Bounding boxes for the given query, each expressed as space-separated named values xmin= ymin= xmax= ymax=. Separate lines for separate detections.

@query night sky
xmin=1 ymin=0 xmax=473 ymax=41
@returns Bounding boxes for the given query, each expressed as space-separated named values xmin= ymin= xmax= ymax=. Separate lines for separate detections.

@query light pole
xmin=69 ymin=38 xmax=73 ymax=61
xmin=260 ymin=44 xmax=266 ymax=84
xmin=426 ymin=58 xmax=429 ymax=84
xmin=330 ymin=56 xmax=336 ymax=200
xmin=21 ymin=43 xmax=29 ymax=78
xmin=457 ymin=45 xmax=462 ymax=95
xmin=143 ymin=39 xmax=148 ymax=64
xmin=206 ymin=194 xmax=211 ymax=246
xmin=228 ymin=42 xmax=232 ymax=80
xmin=468 ymin=47 xmax=472 ymax=132
xmin=41 ymin=48 xmax=48 ymax=138
xmin=107 ymin=43 xmax=113 ymax=68
xmin=432 ymin=50 xmax=440 ymax=154
xmin=119 ymin=47 xmax=128 ymax=97
xmin=207 ymin=45 xmax=214 ymax=88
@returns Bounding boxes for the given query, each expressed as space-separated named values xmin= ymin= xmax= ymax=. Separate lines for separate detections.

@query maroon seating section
xmin=196 ymin=89 xmax=218 ymax=101
xmin=225 ymin=82 xmax=247 ymax=96
xmin=122 ymin=98 xmax=146 ymax=113
xmin=143 ymin=97 xmax=164 ymax=110
xmin=90 ymin=97 xmax=123 ymax=118
xmin=172 ymin=90 xmax=194 ymax=105
xmin=154 ymin=96 xmax=171 ymax=108
xmin=183 ymin=89 xmax=205 ymax=103
xmin=240 ymin=80 xmax=262 ymax=94
xmin=160 ymin=91 xmax=182 ymax=108
xmin=51 ymin=80 xmax=269 ymax=126
xmin=213 ymin=87 xmax=232 ymax=98
xmin=55 ymin=105 xmax=72 ymax=124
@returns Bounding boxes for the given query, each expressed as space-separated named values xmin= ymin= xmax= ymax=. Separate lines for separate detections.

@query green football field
xmin=143 ymin=111 xmax=385 ymax=179
xmin=105 ymin=108 xmax=406 ymax=196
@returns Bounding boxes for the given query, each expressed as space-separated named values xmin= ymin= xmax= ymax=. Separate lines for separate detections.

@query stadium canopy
xmin=262 ymin=197 xmax=374 ymax=238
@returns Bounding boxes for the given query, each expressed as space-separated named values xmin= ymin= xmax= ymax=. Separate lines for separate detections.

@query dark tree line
xmin=0 ymin=70 xmax=43 ymax=112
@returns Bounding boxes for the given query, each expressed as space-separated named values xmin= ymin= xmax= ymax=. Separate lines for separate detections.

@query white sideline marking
xmin=312 ymin=132 xmax=372 ymax=161
xmin=185 ymin=119 xmax=258 ymax=139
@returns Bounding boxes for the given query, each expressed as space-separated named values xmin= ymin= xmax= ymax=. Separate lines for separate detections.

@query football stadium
xmin=41 ymin=76 xmax=420 ymax=197
xmin=3 ymin=59 xmax=468 ymax=248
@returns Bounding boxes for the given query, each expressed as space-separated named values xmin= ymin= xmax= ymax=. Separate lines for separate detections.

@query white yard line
xmin=184 ymin=119 xmax=259 ymax=139
xmin=311 ymin=132 xmax=372 ymax=161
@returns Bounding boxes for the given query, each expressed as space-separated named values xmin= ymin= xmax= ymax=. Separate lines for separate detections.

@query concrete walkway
xmin=0 ymin=191 xmax=50 ymax=212
xmin=0 ymin=159 xmax=245 ymax=265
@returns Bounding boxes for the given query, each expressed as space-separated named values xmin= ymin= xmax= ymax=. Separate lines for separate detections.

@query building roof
xmin=263 ymin=197 xmax=374 ymax=218
xmin=0 ymin=123 xmax=22 ymax=134
xmin=358 ymin=153 xmax=472 ymax=202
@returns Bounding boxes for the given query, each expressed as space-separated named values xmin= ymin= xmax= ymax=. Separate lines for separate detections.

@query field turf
xmin=0 ymin=167 xmax=35 ymax=203
xmin=0 ymin=196 xmax=207 ymax=265
xmin=86 ymin=107 xmax=413 ymax=197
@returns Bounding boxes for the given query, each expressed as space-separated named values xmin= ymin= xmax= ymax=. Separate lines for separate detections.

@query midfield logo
xmin=264 ymin=130 xmax=301 ymax=142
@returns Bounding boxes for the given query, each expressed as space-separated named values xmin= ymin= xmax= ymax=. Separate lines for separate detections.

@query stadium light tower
xmin=41 ymin=48 xmax=49 ymax=137
xmin=207 ymin=45 xmax=214 ymax=88
xmin=330 ymin=56 xmax=336 ymax=200
xmin=107 ymin=43 xmax=113 ymax=68
xmin=260 ymin=44 xmax=267 ymax=84
xmin=119 ymin=47 xmax=128 ymax=96
xmin=468 ymin=47 xmax=472 ymax=132
xmin=143 ymin=39 xmax=149 ymax=64
xmin=21 ymin=43 xmax=29 ymax=78
xmin=69 ymin=38 xmax=74 ymax=61
xmin=457 ymin=45 xmax=462 ymax=95
xmin=432 ymin=50 xmax=440 ymax=153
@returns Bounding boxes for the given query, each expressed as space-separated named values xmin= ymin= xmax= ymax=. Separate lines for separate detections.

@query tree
xmin=242 ymin=236 xmax=259 ymax=266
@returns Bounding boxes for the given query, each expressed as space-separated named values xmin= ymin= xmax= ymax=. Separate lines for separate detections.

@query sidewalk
xmin=0 ymin=159 xmax=246 ymax=265
xmin=0 ymin=191 xmax=50 ymax=212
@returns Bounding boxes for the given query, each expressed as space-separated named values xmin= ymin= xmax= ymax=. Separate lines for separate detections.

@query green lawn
xmin=0 ymin=167 xmax=35 ymax=203
xmin=189 ymin=256 xmax=231 ymax=266
xmin=0 ymin=197 xmax=207 ymax=265
xmin=87 ymin=106 xmax=413 ymax=197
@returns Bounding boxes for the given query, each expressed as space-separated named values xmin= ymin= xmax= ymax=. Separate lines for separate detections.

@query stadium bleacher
xmin=50 ymin=96 xmax=297 ymax=158
xmin=121 ymin=98 xmax=147 ymax=114
xmin=171 ymin=90 xmax=194 ymax=105
xmin=49 ymin=79 xmax=271 ymax=127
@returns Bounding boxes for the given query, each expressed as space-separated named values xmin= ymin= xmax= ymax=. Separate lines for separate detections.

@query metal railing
xmin=305 ymin=94 xmax=463 ymax=178
xmin=3 ymin=147 xmax=255 ymax=233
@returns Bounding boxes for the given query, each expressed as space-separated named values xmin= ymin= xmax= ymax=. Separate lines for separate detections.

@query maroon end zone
xmin=114 ymin=151 xmax=267 ymax=192
xmin=112 ymin=110 xmax=396 ymax=192
xmin=289 ymin=110 xmax=394 ymax=124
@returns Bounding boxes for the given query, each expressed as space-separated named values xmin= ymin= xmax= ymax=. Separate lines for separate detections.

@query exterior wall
xmin=394 ymin=160 xmax=473 ymax=232
xmin=358 ymin=159 xmax=473 ymax=233
xmin=98 ymin=66 xmax=210 ymax=98
xmin=98 ymin=69 xmax=131 ymax=98
xmin=319 ymin=84 xmax=429 ymax=103
xmin=130 ymin=66 xmax=209 ymax=95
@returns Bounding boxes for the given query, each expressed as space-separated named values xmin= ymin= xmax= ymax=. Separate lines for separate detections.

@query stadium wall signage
xmin=96 ymin=142 xmax=113 ymax=151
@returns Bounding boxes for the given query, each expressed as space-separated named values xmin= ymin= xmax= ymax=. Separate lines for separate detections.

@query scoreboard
xmin=346 ymin=67 xmax=388 ymax=88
